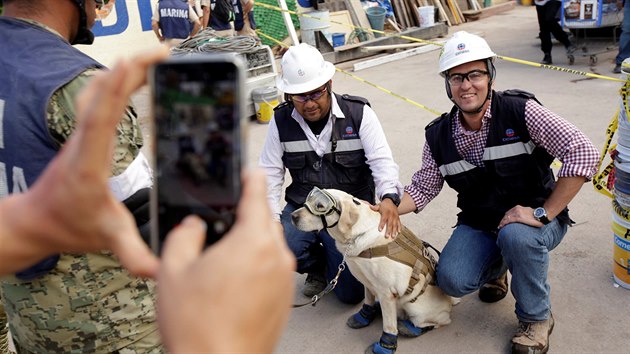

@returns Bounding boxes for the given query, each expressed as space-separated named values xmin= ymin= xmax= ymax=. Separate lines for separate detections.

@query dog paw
xmin=347 ymin=303 xmax=381 ymax=329
xmin=397 ymin=319 xmax=434 ymax=337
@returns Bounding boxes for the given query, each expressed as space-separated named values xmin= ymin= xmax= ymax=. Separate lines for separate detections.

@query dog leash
xmin=292 ymin=256 xmax=347 ymax=308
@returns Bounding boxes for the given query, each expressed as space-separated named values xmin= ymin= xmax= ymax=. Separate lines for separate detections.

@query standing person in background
xmin=201 ymin=0 xmax=210 ymax=27
xmin=208 ymin=0 xmax=239 ymax=37
xmin=235 ymin=0 xmax=258 ymax=38
xmin=0 ymin=0 xmax=162 ymax=352
xmin=535 ymin=0 xmax=575 ymax=64
xmin=396 ymin=31 xmax=598 ymax=354
xmin=614 ymin=0 xmax=630 ymax=73
xmin=152 ymin=0 xmax=201 ymax=47
xmin=259 ymin=43 xmax=402 ymax=304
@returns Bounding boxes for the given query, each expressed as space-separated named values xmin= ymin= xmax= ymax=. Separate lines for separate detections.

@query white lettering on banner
xmin=160 ymin=8 xmax=188 ymax=18
xmin=0 ymin=99 xmax=4 ymax=149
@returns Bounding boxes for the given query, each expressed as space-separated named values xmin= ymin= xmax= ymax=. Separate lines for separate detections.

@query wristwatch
xmin=382 ymin=193 xmax=401 ymax=207
xmin=533 ymin=207 xmax=550 ymax=225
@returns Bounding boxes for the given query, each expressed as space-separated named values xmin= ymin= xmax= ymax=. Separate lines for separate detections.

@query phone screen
xmin=151 ymin=55 xmax=244 ymax=253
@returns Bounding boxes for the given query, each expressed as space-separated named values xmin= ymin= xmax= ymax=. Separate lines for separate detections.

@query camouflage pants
xmin=0 ymin=301 xmax=14 ymax=354
xmin=1 ymin=253 xmax=163 ymax=353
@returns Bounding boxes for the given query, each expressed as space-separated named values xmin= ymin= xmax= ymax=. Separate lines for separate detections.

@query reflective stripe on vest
xmin=281 ymin=139 xmax=364 ymax=154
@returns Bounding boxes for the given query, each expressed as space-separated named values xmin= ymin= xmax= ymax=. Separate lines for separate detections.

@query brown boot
xmin=511 ymin=313 xmax=554 ymax=354
xmin=478 ymin=271 xmax=508 ymax=303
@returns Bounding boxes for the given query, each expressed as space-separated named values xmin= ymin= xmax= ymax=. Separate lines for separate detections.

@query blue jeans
xmin=616 ymin=3 xmax=630 ymax=65
xmin=436 ymin=220 xmax=567 ymax=322
xmin=281 ymin=203 xmax=364 ymax=304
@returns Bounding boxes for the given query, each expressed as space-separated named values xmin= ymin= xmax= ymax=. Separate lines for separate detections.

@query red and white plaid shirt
xmin=404 ymin=98 xmax=599 ymax=212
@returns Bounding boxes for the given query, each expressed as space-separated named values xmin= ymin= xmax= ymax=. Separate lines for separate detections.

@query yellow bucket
xmin=252 ymin=87 xmax=279 ymax=124
xmin=612 ymin=210 xmax=630 ymax=289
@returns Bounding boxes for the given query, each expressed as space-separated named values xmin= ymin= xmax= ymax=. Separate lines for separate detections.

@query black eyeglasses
xmin=447 ymin=70 xmax=489 ymax=86
xmin=291 ymin=86 xmax=328 ymax=103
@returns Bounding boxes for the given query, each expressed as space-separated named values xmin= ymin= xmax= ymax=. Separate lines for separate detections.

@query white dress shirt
xmin=259 ymin=94 xmax=402 ymax=219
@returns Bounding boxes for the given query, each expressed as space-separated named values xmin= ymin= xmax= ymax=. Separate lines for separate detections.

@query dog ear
xmin=336 ymin=198 xmax=359 ymax=235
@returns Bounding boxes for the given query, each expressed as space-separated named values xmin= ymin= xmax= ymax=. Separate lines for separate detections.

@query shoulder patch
xmin=341 ymin=94 xmax=370 ymax=107
xmin=425 ymin=113 xmax=448 ymax=131
xmin=274 ymin=101 xmax=291 ymax=111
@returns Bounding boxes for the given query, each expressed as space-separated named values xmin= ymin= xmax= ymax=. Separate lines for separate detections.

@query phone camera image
xmin=151 ymin=55 xmax=244 ymax=253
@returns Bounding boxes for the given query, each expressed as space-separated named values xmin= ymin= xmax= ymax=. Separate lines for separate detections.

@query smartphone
xmin=149 ymin=54 xmax=246 ymax=254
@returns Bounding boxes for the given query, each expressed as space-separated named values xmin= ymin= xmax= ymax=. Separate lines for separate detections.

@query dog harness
xmin=357 ymin=227 xmax=438 ymax=302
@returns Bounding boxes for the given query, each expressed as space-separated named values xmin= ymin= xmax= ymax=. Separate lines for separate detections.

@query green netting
xmin=253 ymin=0 xmax=300 ymax=47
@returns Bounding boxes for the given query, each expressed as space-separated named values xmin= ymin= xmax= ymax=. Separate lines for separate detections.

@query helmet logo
xmin=457 ymin=43 xmax=465 ymax=51
xmin=297 ymin=69 xmax=305 ymax=77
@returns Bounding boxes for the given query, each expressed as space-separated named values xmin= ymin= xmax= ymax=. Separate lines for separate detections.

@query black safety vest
xmin=425 ymin=90 xmax=570 ymax=231
xmin=274 ymin=93 xmax=375 ymax=206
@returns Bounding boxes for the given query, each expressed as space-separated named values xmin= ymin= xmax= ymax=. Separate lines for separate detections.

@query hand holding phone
xmin=150 ymin=54 xmax=246 ymax=254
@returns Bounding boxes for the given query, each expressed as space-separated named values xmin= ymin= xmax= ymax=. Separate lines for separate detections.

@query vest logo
xmin=342 ymin=126 xmax=357 ymax=138
xmin=502 ymin=128 xmax=520 ymax=142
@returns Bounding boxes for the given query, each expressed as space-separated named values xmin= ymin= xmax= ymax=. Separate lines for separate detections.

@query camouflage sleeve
xmin=47 ymin=69 xmax=144 ymax=176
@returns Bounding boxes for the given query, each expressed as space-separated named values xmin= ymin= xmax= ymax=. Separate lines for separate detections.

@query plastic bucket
xmin=299 ymin=10 xmax=331 ymax=46
xmin=366 ymin=6 xmax=386 ymax=38
xmin=417 ymin=6 xmax=435 ymax=28
xmin=252 ymin=87 xmax=279 ymax=124
xmin=612 ymin=210 xmax=630 ymax=289
xmin=332 ymin=32 xmax=345 ymax=47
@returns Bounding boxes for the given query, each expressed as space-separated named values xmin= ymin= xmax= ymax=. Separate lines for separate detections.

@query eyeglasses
xmin=291 ymin=86 xmax=328 ymax=103
xmin=95 ymin=0 xmax=114 ymax=20
xmin=447 ymin=70 xmax=489 ymax=86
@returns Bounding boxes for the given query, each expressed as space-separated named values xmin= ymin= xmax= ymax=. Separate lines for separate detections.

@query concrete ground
xmin=132 ymin=5 xmax=628 ymax=353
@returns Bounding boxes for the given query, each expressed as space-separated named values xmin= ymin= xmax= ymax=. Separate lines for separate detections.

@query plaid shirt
xmin=404 ymin=98 xmax=599 ymax=212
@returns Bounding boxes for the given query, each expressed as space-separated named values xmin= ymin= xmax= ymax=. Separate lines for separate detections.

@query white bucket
xmin=299 ymin=10 xmax=331 ymax=47
xmin=252 ymin=87 xmax=279 ymax=124
xmin=417 ymin=6 xmax=435 ymax=28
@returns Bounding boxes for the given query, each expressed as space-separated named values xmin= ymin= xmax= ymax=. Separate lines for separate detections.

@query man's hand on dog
xmin=370 ymin=200 xmax=402 ymax=238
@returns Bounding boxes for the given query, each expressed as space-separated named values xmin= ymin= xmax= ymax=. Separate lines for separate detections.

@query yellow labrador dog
xmin=291 ymin=187 xmax=456 ymax=354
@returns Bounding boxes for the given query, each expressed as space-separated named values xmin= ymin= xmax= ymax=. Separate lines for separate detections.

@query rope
xmin=171 ymin=28 xmax=260 ymax=55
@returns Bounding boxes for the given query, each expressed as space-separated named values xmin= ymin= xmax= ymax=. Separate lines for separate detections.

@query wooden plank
xmin=353 ymin=42 xmax=443 ymax=71
xmin=346 ymin=0 xmax=373 ymax=40
xmin=430 ymin=0 xmax=451 ymax=25
xmin=329 ymin=10 xmax=354 ymax=37
xmin=387 ymin=18 xmax=402 ymax=32
xmin=438 ymin=0 xmax=456 ymax=25
xmin=406 ymin=0 xmax=420 ymax=27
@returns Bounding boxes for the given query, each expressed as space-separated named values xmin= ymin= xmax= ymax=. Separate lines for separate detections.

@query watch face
xmin=534 ymin=207 xmax=545 ymax=218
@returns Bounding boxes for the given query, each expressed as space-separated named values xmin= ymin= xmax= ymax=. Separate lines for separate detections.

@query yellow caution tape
xmin=592 ymin=107 xmax=618 ymax=198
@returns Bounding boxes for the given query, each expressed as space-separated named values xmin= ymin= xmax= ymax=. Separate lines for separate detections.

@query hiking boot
xmin=613 ymin=64 xmax=622 ymax=74
xmin=302 ymin=273 xmax=327 ymax=297
xmin=478 ymin=271 xmax=508 ymax=303
xmin=511 ymin=313 xmax=555 ymax=354
xmin=541 ymin=54 xmax=552 ymax=65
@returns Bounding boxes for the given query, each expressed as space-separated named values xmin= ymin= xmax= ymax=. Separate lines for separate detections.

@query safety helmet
xmin=276 ymin=43 xmax=336 ymax=94
xmin=622 ymin=57 xmax=630 ymax=76
xmin=438 ymin=31 xmax=497 ymax=77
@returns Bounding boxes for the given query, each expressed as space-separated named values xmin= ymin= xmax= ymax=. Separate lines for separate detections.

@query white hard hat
xmin=438 ymin=31 xmax=497 ymax=76
xmin=276 ymin=43 xmax=336 ymax=94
